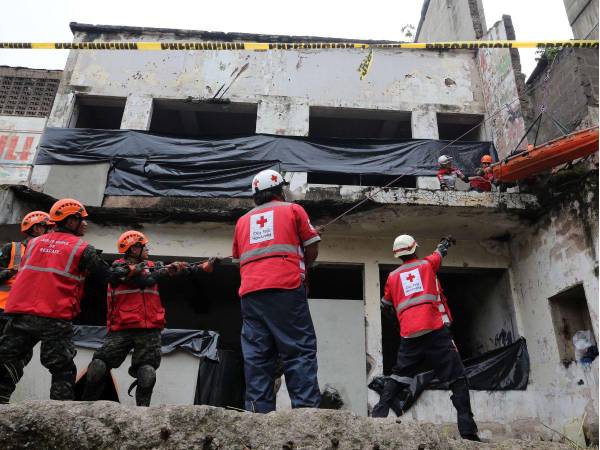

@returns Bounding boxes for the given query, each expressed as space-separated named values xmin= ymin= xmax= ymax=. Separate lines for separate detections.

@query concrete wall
xmin=525 ymin=46 xmax=599 ymax=145
xmin=564 ymin=0 xmax=599 ymax=39
xmin=477 ymin=18 xmax=528 ymax=159
xmin=509 ymin=195 xmax=599 ymax=443
xmin=0 ymin=116 xmax=46 ymax=185
xmin=277 ymin=298 xmax=367 ymax=416
xmin=416 ymin=0 xmax=487 ymax=42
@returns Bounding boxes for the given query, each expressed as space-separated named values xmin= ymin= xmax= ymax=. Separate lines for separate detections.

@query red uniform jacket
xmin=232 ymin=201 xmax=320 ymax=297
xmin=469 ymin=168 xmax=494 ymax=192
xmin=5 ymin=232 xmax=87 ymax=321
xmin=382 ymin=251 xmax=452 ymax=338
xmin=107 ymin=259 xmax=165 ymax=331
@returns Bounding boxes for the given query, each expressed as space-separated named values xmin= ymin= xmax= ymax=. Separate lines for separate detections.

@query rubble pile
xmin=0 ymin=401 xmax=573 ymax=449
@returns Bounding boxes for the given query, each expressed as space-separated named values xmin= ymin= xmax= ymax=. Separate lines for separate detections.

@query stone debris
xmin=0 ymin=401 xmax=573 ymax=450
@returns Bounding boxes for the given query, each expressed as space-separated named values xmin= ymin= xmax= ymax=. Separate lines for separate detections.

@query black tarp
xmin=36 ymin=128 xmax=496 ymax=198
xmin=194 ymin=349 xmax=245 ymax=409
xmin=368 ymin=338 xmax=529 ymax=415
xmin=72 ymin=326 xmax=220 ymax=361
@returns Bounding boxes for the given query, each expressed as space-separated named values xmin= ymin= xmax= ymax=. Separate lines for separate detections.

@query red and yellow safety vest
xmin=107 ymin=259 xmax=165 ymax=331
xmin=232 ymin=201 xmax=320 ymax=297
xmin=382 ymin=251 xmax=453 ymax=338
xmin=0 ymin=242 xmax=25 ymax=310
xmin=5 ymin=232 xmax=87 ymax=320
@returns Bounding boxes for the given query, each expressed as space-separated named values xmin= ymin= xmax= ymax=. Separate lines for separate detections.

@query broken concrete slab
xmin=0 ymin=401 xmax=573 ymax=450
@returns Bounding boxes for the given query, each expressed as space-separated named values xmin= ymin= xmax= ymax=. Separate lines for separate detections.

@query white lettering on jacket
xmin=400 ymin=269 xmax=424 ymax=296
xmin=250 ymin=210 xmax=275 ymax=244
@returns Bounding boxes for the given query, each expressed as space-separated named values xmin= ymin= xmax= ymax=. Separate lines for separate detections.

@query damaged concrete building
xmin=0 ymin=0 xmax=597 ymax=444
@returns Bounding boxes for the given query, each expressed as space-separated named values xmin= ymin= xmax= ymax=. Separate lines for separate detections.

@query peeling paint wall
xmin=509 ymin=194 xmax=599 ymax=442
xmin=477 ymin=18 xmax=528 ymax=159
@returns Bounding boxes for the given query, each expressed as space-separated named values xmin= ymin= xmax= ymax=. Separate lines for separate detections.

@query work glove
xmin=200 ymin=257 xmax=221 ymax=273
xmin=440 ymin=235 xmax=456 ymax=246
xmin=437 ymin=235 xmax=456 ymax=257
xmin=166 ymin=261 xmax=189 ymax=275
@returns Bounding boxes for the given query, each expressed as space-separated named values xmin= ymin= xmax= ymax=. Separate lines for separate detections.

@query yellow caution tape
xmin=358 ymin=49 xmax=373 ymax=80
xmin=0 ymin=40 xmax=597 ymax=51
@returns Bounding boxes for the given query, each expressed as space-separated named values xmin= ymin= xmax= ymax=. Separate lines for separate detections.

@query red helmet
xmin=117 ymin=230 xmax=149 ymax=254
xmin=21 ymin=211 xmax=54 ymax=233
xmin=49 ymin=198 xmax=88 ymax=222
xmin=481 ymin=155 xmax=493 ymax=164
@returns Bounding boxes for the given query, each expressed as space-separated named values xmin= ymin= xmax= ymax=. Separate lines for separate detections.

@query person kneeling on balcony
xmin=82 ymin=230 xmax=219 ymax=407
xmin=372 ymin=234 xmax=480 ymax=442
xmin=437 ymin=155 xmax=468 ymax=190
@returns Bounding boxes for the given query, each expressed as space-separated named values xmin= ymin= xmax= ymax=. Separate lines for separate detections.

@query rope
xmin=317 ymin=74 xmax=545 ymax=231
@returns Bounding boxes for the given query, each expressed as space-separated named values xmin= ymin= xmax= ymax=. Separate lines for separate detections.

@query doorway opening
xmin=379 ymin=265 xmax=516 ymax=375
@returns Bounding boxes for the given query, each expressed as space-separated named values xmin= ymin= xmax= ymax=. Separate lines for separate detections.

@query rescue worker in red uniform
xmin=82 ymin=230 xmax=219 ymax=406
xmin=469 ymin=155 xmax=495 ymax=192
xmin=437 ymin=155 xmax=468 ymax=190
xmin=0 ymin=211 xmax=55 ymax=321
xmin=372 ymin=234 xmax=480 ymax=442
xmin=232 ymin=169 xmax=321 ymax=413
xmin=0 ymin=199 xmax=130 ymax=403
xmin=0 ymin=211 xmax=54 ymax=402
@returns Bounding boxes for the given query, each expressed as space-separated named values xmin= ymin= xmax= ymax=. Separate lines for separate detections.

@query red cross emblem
xmin=256 ymin=216 xmax=268 ymax=228
xmin=406 ymin=273 xmax=416 ymax=282
xmin=253 ymin=179 xmax=260 ymax=188
xmin=271 ymin=174 xmax=278 ymax=182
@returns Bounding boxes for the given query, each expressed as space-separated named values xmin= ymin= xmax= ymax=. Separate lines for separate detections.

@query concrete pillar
xmin=256 ymin=96 xmax=309 ymax=136
xmin=411 ymin=106 xmax=439 ymax=139
xmin=120 ymin=95 xmax=154 ymax=130
xmin=364 ymin=260 xmax=383 ymax=412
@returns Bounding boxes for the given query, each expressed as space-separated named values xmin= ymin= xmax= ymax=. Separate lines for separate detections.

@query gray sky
xmin=0 ymin=0 xmax=573 ymax=78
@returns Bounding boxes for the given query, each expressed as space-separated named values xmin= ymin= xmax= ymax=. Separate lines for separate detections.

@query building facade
xmin=0 ymin=0 xmax=597 ymax=444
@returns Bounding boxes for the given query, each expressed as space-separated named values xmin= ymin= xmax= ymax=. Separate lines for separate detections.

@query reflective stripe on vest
xmin=245 ymin=201 xmax=292 ymax=216
xmin=20 ymin=238 xmax=85 ymax=281
xmin=12 ymin=243 xmax=22 ymax=270
xmin=0 ymin=243 xmax=24 ymax=292
xmin=395 ymin=293 xmax=438 ymax=313
xmin=394 ymin=259 xmax=450 ymax=323
xmin=435 ymin=277 xmax=451 ymax=324
xmin=108 ymin=288 xmax=160 ymax=297
xmin=239 ymin=243 xmax=298 ymax=264
xmin=391 ymin=259 xmax=427 ymax=275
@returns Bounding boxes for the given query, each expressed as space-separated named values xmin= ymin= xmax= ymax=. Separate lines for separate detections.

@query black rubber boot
xmin=449 ymin=378 xmax=479 ymax=440
xmin=372 ymin=378 xmax=402 ymax=418
xmin=82 ymin=359 xmax=108 ymax=401
xmin=135 ymin=365 xmax=156 ymax=407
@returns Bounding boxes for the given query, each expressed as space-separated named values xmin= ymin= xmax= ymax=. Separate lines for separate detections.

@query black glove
xmin=437 ymin=235 xmax=456 ymax=257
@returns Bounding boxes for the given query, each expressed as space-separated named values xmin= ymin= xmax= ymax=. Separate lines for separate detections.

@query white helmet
xmin=438 ymin=155 xmax=452 ymax=165
xmin=251 ymin=169 xmax=287 ymax=194
xmin=393 ymin=234 xmax=418 ymax=258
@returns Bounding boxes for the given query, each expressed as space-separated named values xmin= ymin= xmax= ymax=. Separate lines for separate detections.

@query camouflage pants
xmin=93 ymin=329 xmax=162 ymax=374
xmin=83 ymin=329 xmax=161 ymax=405
xmin=0 ymin=311 xmax=34 ymax=403
xmin=0 ymin=314 xmax=76 ymax=403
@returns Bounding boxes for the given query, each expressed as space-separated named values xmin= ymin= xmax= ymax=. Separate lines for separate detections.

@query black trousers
xmin=372 ymin=327 xmax=478 ymax=437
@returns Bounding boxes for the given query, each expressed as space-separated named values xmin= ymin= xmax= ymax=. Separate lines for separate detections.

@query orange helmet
xmin=117 ymin=230 xmax=149 ymax=254
xmin=480 ymin=155 xmax=493 ymax=164
xmin=21 ymin=211 xmax=54 ymax=233
xmin=49 ymin=198 xmax=88 ymax=222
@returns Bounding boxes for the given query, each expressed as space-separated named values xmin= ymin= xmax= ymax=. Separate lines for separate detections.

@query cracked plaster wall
xmin=508 ymin=194 xmax=599 ymax=443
